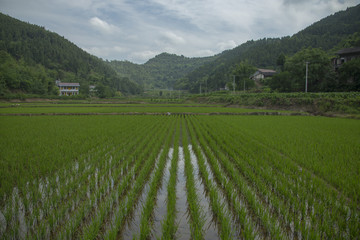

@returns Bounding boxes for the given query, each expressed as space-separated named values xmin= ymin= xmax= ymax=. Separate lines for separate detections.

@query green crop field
xmin=0 ymin=105 xmax=359 ymax=239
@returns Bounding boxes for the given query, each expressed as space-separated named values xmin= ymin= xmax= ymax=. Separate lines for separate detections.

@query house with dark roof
xmin=56 ymin=80 xmax=80 ymax=96
xmin=333 ymin=47 xmax=360 ymax=70
xmin=250 ymin=69 xmax=277 ymax=81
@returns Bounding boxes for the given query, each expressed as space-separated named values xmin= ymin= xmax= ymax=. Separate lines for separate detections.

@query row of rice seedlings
xmin=201 ymin=115 xmax=359 ymax=239
xmin=240 ymin=116 xmax=359 ymax=203
xmin=62 ymin=117 xmax=170 ymax=239
xmin=201 ymin=115 xmax=344 ymax=239
xmin=198 ymin=123 xmax=292 ymax=239
xmin=187 ymin=143 xmax=220 ymax=239
xmin=216 ymin=115 xmax=359 ymax=238
xmin=103 ymin=117 xmax=173 ymax=239
xmin=25 ymin=117 xmax=149 ymax=239
xmin=45 ymin=118 xmax=155 ymax=239
xmin=1 ymin=140 xmax=115 ymax=239
xmin=173 ymin=140 xmax=191 ymax=238
xmin=187 ymin=117 xmax=258 ymax=239
xmin=0 ymin=116 xmax=150 ymax=239
xmin=181 ymin=118 xmax=206 ymax=239
xmin=160 ymin=117 xmax=180 ymax=239
xmin=185 ymin=119 xmax=235 ymax=239
xmin=36 ymin=145 xmax=119 ymax=237
xmin=138 ymin=119 xmax=176 ymax=239
xmin=151 ymin=147 xmax=174 ymax=237
xmin=121 ymin=147 xmax=166 ymax=238
xmin=196 ymin=116 xmax=304 ymax=237
xmin=97 ymin=131 xmax=165 ymax=239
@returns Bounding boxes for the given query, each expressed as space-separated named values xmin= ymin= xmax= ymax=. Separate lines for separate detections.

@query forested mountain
xmin=0 ymin=13 xmax=141 ymax=97
xmin=1 ymin=4 xmax=359 ymax=97
xmin=180 ymin=4 xmax=360 ymax=93
xmin=109 ymin=53 xmax=216 ymax=89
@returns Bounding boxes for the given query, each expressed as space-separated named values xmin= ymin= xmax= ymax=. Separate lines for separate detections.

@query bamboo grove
xmin=0 ymin=114 xmax=359 ymax=239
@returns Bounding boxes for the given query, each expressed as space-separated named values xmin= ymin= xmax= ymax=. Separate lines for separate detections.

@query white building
xmin=56 ymin=80 xmax=80 ymax=96
xmin=250 ymin=69 xmax=277 ymax=81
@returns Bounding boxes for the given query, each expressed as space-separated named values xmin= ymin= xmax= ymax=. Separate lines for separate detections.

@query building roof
xmin=336 ymin=47 xmax=360 ymax=56
xmin=258 ymin=69 xmax=277 ymax=74
xmin=58 ymin=82 xmax=80 ymax=87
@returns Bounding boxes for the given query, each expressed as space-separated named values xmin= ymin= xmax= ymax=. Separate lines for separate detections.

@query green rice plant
xmin=189 ymin=116 xmax=286 ymax=239
xmin=186 ymin=117 xmax=257 ymax=239
xmin=103 ymin=118 xmax=173 ymax=240
xmin=73 ymin=118 xmax=171 ymax=239
xmin=160 ymin=117 xmax=180 ymax=239
xmin=181 ymin=118 xmax=205 ymax=239
xmin=138 ymin=119 xmax=175 ymax=239
xmin=213 ymin=115 xmax=359 ymax=238
xmin=184 ymin=121 xmax=234 ymax=239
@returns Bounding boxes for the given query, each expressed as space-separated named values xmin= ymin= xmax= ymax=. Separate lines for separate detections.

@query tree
xmin=231 ymin=61 xmax=256 ymax=91
xmin=95 ymin=83 xmax=114 ymax=98
xmin=338 ymin=58 xmax=360 ymax=91
xmin=276 ymin=53 xmax=286 ymax=72
xmin=268 ymin=71 xmax=295 ymax=92
xmin=284 ymin=47 xmax=332 ymax=92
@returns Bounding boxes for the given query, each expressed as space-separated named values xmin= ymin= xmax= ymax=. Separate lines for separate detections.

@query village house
xmin=250 ymin=69 xmax=277 ymax=81
xmin=333 ymin=47 xmax=360 ymax=70
xmin=56 ymin=80 xmax=80 ymax=96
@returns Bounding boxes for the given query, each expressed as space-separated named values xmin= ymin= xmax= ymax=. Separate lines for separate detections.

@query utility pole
xmin=305 ymin=61 xmax=309 ymax=93
xmin=200 ymin=83 xmax=202 ymax=94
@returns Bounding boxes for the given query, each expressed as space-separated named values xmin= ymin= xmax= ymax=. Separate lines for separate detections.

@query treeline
xmin=179 ymin=4 xmax=360 ymax=93
xmin=109 ymin=53 xmax=216 ymax=90
xmin=0 ymin=13 xmax=141 ymax=97
xmin=268 ymin=46 xmax=360 ymax=92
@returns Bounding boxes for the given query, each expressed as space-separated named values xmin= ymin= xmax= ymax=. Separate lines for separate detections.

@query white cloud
xmin=89 ymin=17 xmax=120 ymax=34
xmin=160 ymin=31 xmax=186 ymax=45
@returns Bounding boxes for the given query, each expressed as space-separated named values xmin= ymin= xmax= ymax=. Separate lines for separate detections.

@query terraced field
xmin=0 ymin=110 xmax=359 ymax=239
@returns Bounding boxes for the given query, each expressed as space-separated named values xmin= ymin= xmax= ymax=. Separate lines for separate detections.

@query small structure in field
xmin=250 ymin=69 xmax=277 ymax=81
xmin=56 ymin=80 xmax=80 ymax=96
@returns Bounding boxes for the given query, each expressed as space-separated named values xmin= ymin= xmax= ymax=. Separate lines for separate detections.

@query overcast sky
xmin=1 ymin=0 xmax=359 ymax=63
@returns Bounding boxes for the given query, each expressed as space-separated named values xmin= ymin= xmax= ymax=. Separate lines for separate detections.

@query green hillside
xmin=0 ymin=13 xmax=141 ymax=97
xmin=181 ymin=4 xmax=360 ymax=92
xmin=109 ymin=53 xmax=216 ymax=89
xmin=1 ymin=4 xmax=359 ymax=97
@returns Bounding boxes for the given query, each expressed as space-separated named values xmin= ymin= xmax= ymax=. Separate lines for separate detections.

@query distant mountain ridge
xmin=109 ymin=52 xmax=217 ymax=89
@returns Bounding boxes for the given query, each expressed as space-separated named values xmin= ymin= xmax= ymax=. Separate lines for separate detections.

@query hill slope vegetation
xmin=181 ymin=4 xmax=360 ymax=92
xmin=0 ymin=13 xmax=141 ymax=97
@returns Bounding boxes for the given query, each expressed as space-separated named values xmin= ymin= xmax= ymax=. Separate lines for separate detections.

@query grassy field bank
xmin=191 ymin=92 xmax=360 ymax=116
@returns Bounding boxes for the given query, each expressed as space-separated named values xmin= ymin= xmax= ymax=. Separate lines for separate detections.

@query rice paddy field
xmin=0 ymin=103 xmax=359 ymax=239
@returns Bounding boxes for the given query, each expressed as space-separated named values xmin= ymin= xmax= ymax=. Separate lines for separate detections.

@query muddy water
xmin=122 ymin=150 xmax=163 ymax=240
xmin=188 ymin=145 xmax=219 ymax=239
xmin=151 ymin=148 xmax=174 ymax=238
xmin=175 ymin=147 xmax=191 ymax=240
